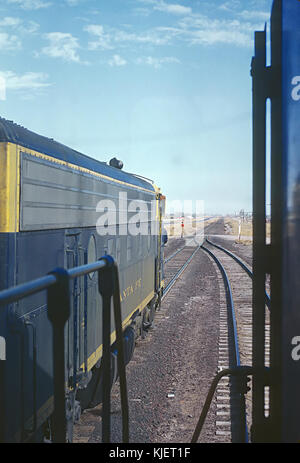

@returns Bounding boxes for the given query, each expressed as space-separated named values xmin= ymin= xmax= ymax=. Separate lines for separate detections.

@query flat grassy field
xmin=224 ymin=218 xmax=271 ymax=243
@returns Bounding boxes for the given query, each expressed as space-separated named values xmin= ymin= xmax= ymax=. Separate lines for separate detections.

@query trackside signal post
xmin=252 ymin=0 xmax=300 ymax=442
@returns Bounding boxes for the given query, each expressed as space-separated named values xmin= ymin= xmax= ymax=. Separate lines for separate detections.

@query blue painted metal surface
xmin=280 ymin=0 xmax=300 ymax=443
xmin=0 ymin=132 xmax=160 ymax=441
xmin=0 ymin=256 xmax=128 ymax=443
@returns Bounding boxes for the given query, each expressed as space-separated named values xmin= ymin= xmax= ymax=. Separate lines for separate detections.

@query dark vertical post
xmin=269 ymin=0 xmax=282 ymax=442
xmin=98 ymin=256 xmax=114 ymax=444
xmin=0 ymin=351 xmax=5 ymax=442
xmin=24 ymin=321 xmax=37 ymax=433
xmin=112 ymin=263 xmax=129 ymax=443
xmin=251 ymin=28 xmax=267 ymax=441
xmin=47 ymin=268 xmax=71 ymax=443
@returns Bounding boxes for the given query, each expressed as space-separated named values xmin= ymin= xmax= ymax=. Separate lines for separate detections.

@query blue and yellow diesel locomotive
xmin=0 ymin=117 xmax=166 ymax=442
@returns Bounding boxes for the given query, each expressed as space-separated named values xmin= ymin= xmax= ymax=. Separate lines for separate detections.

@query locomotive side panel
xmin=0 ymin=138 xmax=161 ymax=441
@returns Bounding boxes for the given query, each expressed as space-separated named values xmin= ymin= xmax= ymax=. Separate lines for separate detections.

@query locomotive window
xmin=87 ymin=235 xmax=97 ymax=279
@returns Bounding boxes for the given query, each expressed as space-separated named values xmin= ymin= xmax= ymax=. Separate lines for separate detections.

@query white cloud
xmin=132 ymin=7 xmax=152 ymax=17
xmin=137 ymin=0 xmax=192 ymax=16
xmin=219 ymin=1 xmax=241 ymax=12
xmin=41 ymin=32 xmax=81 ymax=62
xmin=0 ymin=32 xmax=21 ymax=50
xmin=115 ymin=29 xmax=170 ymax=46
xmin=64 ymin=0 xmax=83 ymax=5
xmin=1 ymin=71 xmax=50 ymax=89
xmin=136 ymin=55 xmax=180 ymax=69
xmin=0 ymin=17 xmax=22 ymax=27
xmin=0 ymin=16 xmax=39 ymax=34
xmin=189 ymin=27 xmax=249 ymax=47
xmin=0 ymin=16 xmax=39 ymax=53
xmin=154 ymin=2 xmax=192 ymax=16
xmin=178 ymin=14 xmax=254 ymax=47
xmin=7 ymin=0 xmax=52 ymax=10
xmin=84 ymin=6 xmax=259 ymax=58
xmin=108 ymin=54 xmax=127 ymax=67
xmin=219 ymin=0 xmax=270 ymax=23
xmin=238 ymin=10 xmax=270 ymax=21
xmin=85 ymin=24 xmax=172 ymax=49
xmin=84 ymin=24 xmax=113 ymax=50
xmin=0 ymin=70 xmax=51 ymax=100
xmin=24 ymin=20 xmax=40 ymax=34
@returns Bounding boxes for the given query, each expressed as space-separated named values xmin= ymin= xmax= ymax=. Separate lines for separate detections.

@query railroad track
xmin=195 ymin=238 xmax=270 ymax=443
xmin=163 ymin=235 xmax=203 ymax=300
xmin=162 ymin=219 xmax=223 ymax=296
xmin=73 ymin=235 xmax=203 ymax=443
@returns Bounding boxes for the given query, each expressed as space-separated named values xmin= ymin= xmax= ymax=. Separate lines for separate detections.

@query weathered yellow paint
xmin=152 ymin=182 xmax=161 ymax=195
xmin=0 ymin=142 xmax=20 ymax=232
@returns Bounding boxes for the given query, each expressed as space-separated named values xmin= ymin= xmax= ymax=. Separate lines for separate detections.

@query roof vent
xmin=109 ymin=157 xmax=123 ymax=170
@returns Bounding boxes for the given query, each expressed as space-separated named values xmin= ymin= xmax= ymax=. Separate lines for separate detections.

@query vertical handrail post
xmin=112 ymin=263 xmax=129 ymax=443
xmin=47 ymin=268 xmax=71 ymax=443
xmin=251 ymin=28 xmax=268 ymax=442
xmin=98 ymin=256 xmax=114 ymax=444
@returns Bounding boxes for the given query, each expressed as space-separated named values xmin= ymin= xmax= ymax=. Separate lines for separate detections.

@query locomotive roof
xmin=0 ymin=117 xmax=156 ymax=193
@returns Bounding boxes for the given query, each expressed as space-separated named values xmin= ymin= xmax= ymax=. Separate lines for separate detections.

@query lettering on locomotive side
xmin=120 ymin=278 xmax=142 ymax=302
xmin=291 ymin=76 xmax=300 ymax=101
xmin=291 ymin=336 xmax=300 ymax=361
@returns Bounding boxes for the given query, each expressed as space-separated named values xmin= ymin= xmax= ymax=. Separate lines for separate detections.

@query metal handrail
xmin=0 ymin=256 xmax=129 ymax=444
xmin=191 ymin=366 xmax=254 ymax=443
xmin=0 ymin=274 xmax=57 ymax=306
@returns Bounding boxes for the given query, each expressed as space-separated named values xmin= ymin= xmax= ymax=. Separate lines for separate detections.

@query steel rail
xmin=165 ymin=244 xmax=188 ymax=264
xmin=164 ymin=220 xmax=220 ymax=265
xmin=201 ymin=245 xmax=241 ymax=368
xmin=206 ymin=238 xmax=253 ymax=277
xmin=200 ymin=244 xmax=249 ymax=443
xmin=205 ymin=238 xmax=270 ymax=309
xmin=162 ymin=245 xmax=201 ymax=300
xmin=164 ymin=233 xmax=200 ymax=264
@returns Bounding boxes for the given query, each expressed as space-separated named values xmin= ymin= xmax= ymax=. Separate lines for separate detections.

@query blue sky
xmin=0 ymin=0 xmax=273 ymax=214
